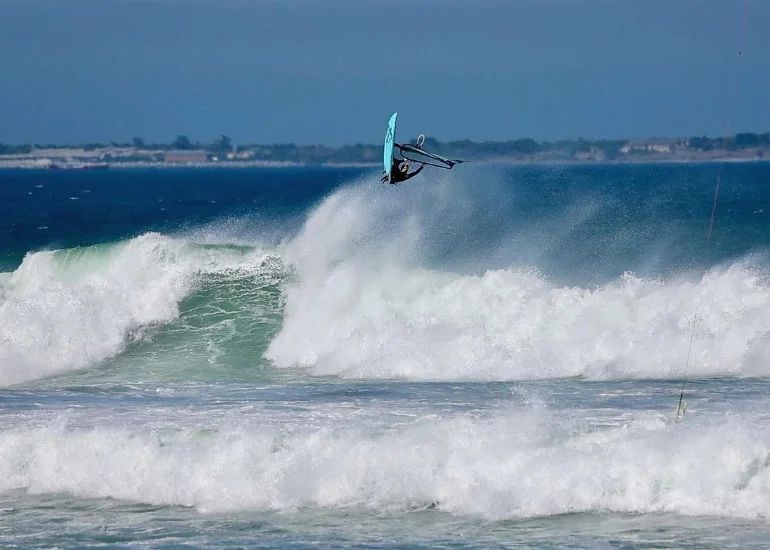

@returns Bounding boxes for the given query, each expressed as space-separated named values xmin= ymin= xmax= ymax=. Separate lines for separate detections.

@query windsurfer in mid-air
xmin=381 ymin=157 xmax=424 ymax=184
xmin=381 ymin=112 xmax=463 ymax=185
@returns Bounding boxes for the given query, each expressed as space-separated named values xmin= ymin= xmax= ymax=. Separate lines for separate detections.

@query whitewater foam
xmin=3 ymin=407 xmax=770 ymax=519
xmin=0 ymin=233 xmax=275 ymax=386
xmin=268 ymin=182 xmax=770 ymax=380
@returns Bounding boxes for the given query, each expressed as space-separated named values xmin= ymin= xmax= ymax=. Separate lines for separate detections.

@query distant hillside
xmin=1 ymin=132 xmax=769 ymax=167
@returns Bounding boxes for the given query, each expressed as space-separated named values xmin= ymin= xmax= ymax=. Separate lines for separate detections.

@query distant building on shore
xmin=226 ymin=150 xmax=255 ymax=160
xmin=621 ymin=140 xmax=671 ymax=154
xmin=164 ymin=150 xmax=208 ymax=163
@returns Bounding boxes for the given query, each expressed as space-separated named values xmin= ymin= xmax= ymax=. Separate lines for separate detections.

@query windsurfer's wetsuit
xmin=384 ymin=157 xmax=424 ymax=184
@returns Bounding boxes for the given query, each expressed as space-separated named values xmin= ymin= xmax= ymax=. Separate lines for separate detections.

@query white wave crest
xmin=268 ymin=183 xmax=770 ymax=380
xmin=3 ymin=409 xmax=770 ymax=519
xmin=0 ymin=233 xmax=272 ymax=386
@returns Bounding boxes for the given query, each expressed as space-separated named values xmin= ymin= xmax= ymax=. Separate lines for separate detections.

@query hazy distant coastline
xmin=1 ymin=132 xmax=768 ymax=169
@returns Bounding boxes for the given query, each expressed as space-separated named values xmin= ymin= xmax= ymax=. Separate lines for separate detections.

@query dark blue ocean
xmin=2 ymin=163 xmax=770 ymax=548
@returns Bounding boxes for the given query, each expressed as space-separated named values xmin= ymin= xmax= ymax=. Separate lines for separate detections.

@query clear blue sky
xmin=1 ymin=0 xmax=767 ymax=145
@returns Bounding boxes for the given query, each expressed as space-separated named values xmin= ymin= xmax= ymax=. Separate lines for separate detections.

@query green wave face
xmin=92 ymin=258 xmax=288 ymax=385
xmin=0 ymin=233 xmax=289 ymax=387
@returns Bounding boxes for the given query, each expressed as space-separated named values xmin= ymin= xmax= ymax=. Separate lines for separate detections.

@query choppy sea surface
xmin=2 ymin=163 xmax=770 ymax=548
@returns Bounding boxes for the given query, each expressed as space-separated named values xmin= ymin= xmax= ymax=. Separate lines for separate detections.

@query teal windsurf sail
xmin=383 ymin=112 xmax=397 ymax=179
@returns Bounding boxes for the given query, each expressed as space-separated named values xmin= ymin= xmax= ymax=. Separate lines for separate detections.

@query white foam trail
xmin=0 ymin=233 xmax=271 ymax=386
xmin=268 ymin=182 xmax=770 ymax=380
xmin=2 ymin=409 xmax=770 ymax=519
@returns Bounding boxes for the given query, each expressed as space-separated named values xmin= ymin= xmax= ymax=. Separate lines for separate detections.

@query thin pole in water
xmin=675 ymin=0 xmax=750 ymax=422
xmin=675 ymin=165 xmax=723 ymax=423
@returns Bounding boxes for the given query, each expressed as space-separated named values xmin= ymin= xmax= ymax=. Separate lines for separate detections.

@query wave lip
xmin=0 ymin=233 xmax=273 ymax=387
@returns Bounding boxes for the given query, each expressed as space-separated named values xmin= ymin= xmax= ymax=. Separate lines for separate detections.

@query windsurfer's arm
xmin=403 ymin=163 xmax=424 ymax=181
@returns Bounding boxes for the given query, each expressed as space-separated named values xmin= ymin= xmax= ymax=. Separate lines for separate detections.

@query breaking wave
xmin=0 ymin=233 xmax=278 ymax=386
xmin=4 ymin=173 xmax=770 ymax=386
xmin=267 ymin=180 xmax=770 ymax=380
xmin=3 ymin=407 xmax=770 ymax=519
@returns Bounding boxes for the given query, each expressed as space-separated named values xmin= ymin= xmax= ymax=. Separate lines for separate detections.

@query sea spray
xmin=268 ymin=181 xmax=770 ymax=380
